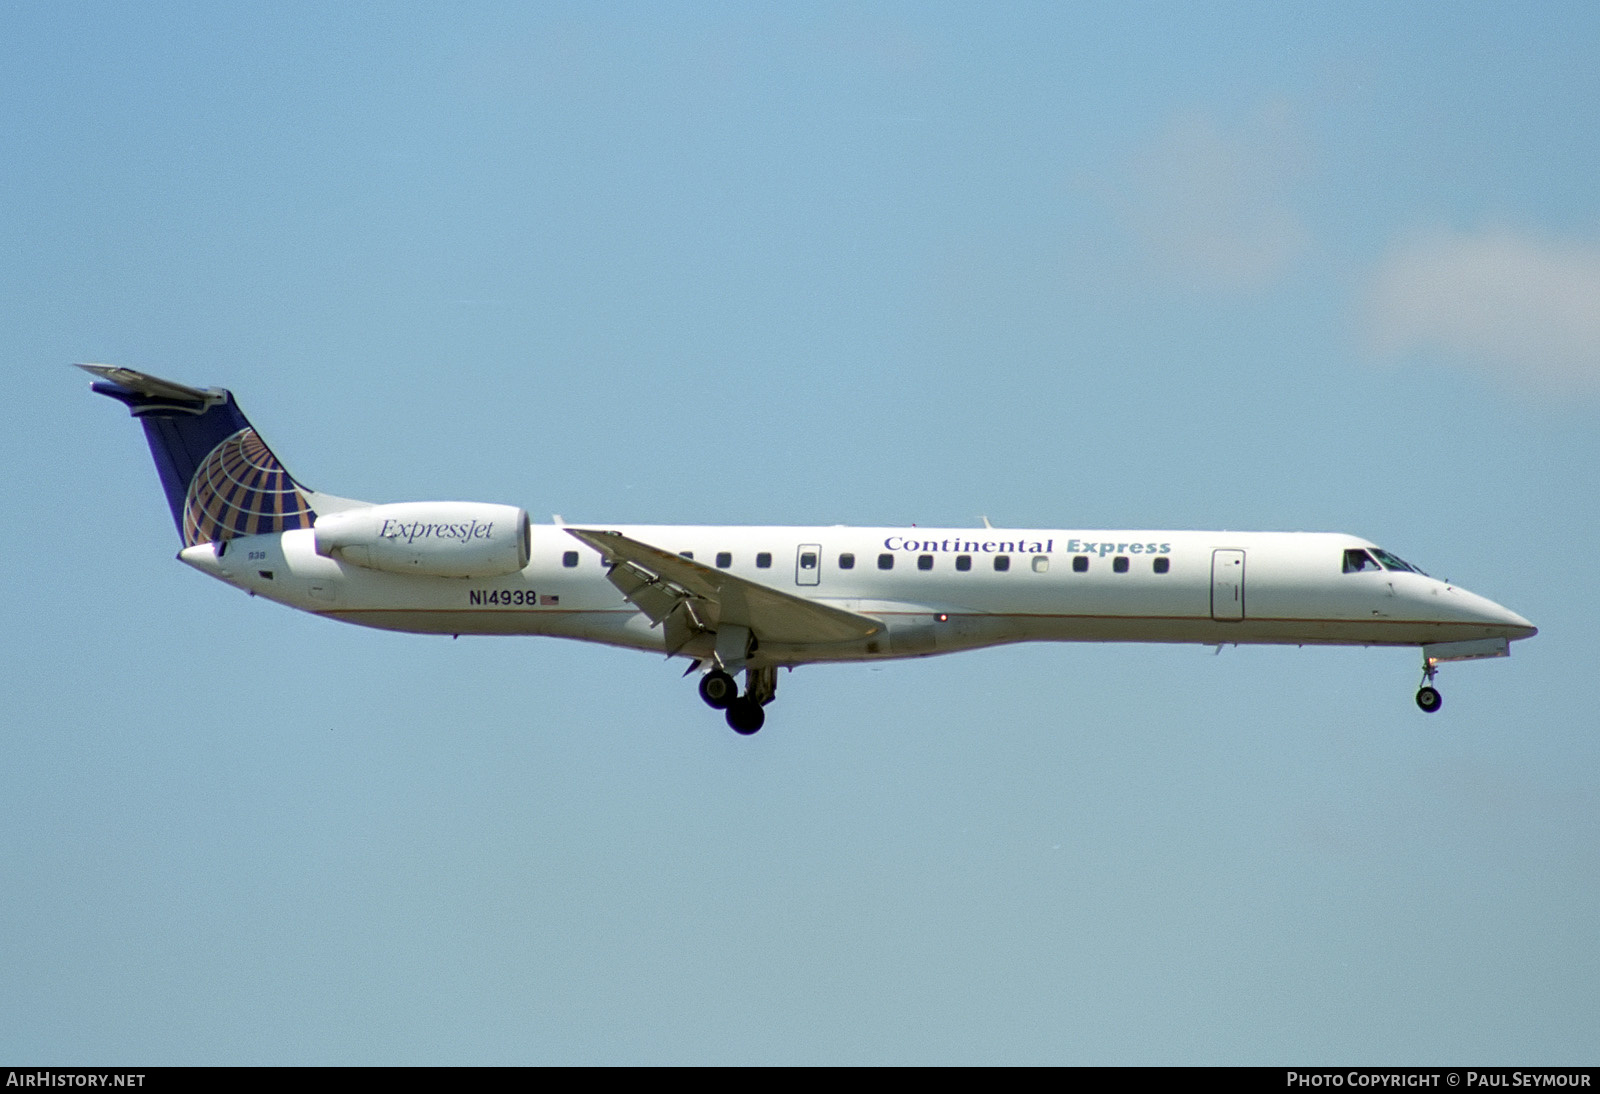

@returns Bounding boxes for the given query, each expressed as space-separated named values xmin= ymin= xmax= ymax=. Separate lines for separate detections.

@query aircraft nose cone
xmin=1496 ymin=604 xmax=1537 ymax=640
xmin=1461 ymin=588 xmax=1537 ymax=640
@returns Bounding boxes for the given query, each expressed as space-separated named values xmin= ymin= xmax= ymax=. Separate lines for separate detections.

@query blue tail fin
xmin=81 ymin=365 xmax=318 ymax=547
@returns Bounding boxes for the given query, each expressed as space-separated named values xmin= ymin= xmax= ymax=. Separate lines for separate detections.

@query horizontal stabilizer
xmin=77 ymin=364 xmax=221 ymax=409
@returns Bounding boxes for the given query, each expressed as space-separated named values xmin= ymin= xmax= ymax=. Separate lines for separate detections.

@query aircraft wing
xmin=565 ymin=527 xmax=882 ymax=652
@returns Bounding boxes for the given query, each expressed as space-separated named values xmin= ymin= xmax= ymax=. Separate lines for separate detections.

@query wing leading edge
xmin=564 ymin=527 xmax=882 ymax=656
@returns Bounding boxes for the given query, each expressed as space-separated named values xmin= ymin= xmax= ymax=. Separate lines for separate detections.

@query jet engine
xmin=313 ymin=502 xmax=531 ymax=579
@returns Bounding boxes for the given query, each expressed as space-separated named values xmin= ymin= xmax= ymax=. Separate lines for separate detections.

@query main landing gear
xmin=1416 ymin=656 xmax=1443 ymax=714
xmin=695 ymin=664 xmax=777 ymax=734
xmin=698 ymin=670 xmax=737 ymax=709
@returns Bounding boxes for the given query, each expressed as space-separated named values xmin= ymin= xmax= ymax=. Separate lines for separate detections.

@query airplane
xmin=81 ymin=364 xmax=1537 ymax=734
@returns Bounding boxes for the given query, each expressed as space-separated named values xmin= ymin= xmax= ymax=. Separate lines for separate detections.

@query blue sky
xmin=4 ymin=2 xmax=1597 ymax=1064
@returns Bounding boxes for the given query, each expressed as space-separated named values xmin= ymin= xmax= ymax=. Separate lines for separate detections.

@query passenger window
xmin=1153 ymin=557 xmax=1170 ymax=574
xmin=839 ymin=553 xmax=855 ymax=570
xmin=756 ymin=552 xmax=772 ymax=569
xmin=1113 ymin=556 xmax=1129 ymax=573
xmin=994 ymin=555 xmax=1010 ymax=572
xmin=1072 ymin=555 xmax=1089 ymax=573
xmin=716 ymin=551 xmax=732 ymax=569
xmin=955 ymin=555 xmax=971 ymax=572
xmin=918 ymin=554 xmax=933 ymax=571
xmin=562 ymin=551 xmax=579 ymax=568
xmin=1032 ymin=556 xmax=1049 ymax=573
xmin=800 ymin=551 xmax=818 ymax=570
xmin=878 ymin=553 xmax=894 ymax=570
xmin=1343 ymin=549 xmax=1381 ymax=574
xmin=679 ymin=551 xmax=694 ymax=560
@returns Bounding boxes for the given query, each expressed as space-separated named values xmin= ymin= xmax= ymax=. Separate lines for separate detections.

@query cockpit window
xmin=1343 ymin=549 xmax=1381 ymax=573
xmin=1370 ymin=548 xmax=1425 ymax=575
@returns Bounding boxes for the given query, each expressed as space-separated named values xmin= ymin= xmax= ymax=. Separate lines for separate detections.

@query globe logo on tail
xmin=181 ymin=428 xmax=316 ymax=547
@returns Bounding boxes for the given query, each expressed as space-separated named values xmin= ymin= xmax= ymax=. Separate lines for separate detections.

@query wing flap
xmin=565 ymin=528 xmax=881 ymax=646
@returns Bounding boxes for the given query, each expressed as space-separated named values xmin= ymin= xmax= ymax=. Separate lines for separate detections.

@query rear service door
xmin=1211 ymin=549 xmax=1245 ymax=621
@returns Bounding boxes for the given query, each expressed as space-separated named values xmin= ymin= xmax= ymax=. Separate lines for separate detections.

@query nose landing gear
xmin=1416 ymin=656 xmax=1443 ymax=714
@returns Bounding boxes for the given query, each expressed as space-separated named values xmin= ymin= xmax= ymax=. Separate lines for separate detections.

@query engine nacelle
xmin=313 ymin=502 xmax=531 ymax=579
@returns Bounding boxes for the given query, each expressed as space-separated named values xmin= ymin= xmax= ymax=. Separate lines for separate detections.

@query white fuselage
xmin=179 ymin=523 xmax=1536 ymax=669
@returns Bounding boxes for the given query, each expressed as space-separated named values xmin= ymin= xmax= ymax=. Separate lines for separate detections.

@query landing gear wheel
xmin=725 ymin=697 xmax=765 ymax=735
xmin=699 ymin=670 xmax=737 ymax=710
xmin=1416 ymin=686 xmax=1442 ymax=714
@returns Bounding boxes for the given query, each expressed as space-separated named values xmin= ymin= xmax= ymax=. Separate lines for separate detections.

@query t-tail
xmin=80 ymin=364 xmax=319 ymax=547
